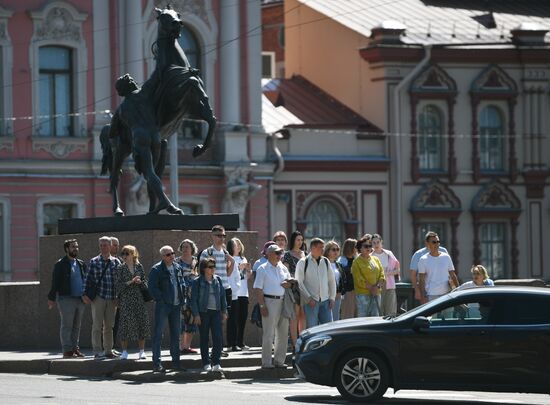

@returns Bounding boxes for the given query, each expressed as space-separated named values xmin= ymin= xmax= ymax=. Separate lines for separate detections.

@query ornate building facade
xmin=0 ymin=0 xmax=271 ymax=280
xmin=264 ymin=0 xmax=550 ymax=281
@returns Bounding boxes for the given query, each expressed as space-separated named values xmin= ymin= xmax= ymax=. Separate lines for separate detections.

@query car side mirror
xmin=412 ymin=316 xmax=430 ymax=331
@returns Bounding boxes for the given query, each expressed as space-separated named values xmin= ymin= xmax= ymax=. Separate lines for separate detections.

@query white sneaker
xmin=138 ymin=351 xmax=146 ymax=360
xmin=203 ymin=364 xmax=212 ymax=372
xmin=120 ymin=351 xmax=128 ymax=360
xmin=212 ymin=364 xmax=223 ymax=372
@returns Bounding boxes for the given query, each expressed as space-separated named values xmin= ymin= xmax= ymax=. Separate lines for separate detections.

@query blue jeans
xmin=356 ymin=294 xmax=381 ymax=317
xmin=199 ymin=310 xmax=223 ymax=366
xmin=152 ymin=302 xmax=181 ymax=368
xmin=332 ymin=296 xmax=342 ymax=322
xmin=303 ymin=299 xmax=333 ymax=328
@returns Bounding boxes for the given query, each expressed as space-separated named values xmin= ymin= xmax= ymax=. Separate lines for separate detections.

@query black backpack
xmin=303 ymin=256 xmax=330 ymax=276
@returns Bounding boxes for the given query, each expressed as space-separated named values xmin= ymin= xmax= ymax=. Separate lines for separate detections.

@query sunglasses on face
xmin=215 ymin=234 xmax=226 ymax=238
xmin=429 ymin=240 xmax=441 ymax=244
xmin=164 ymin=252 xmax=175 ymax=257
xmin=362 ymin=244 xmax=373 ymax=249
xmin=330 ymin=248 xmax=340 ymax=252
xmin=121 ymin=252 xmax=130 ymax=256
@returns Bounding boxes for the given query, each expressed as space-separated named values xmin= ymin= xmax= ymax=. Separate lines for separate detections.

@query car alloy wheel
xmin=335 ymin=351 xmax=389 ymax=402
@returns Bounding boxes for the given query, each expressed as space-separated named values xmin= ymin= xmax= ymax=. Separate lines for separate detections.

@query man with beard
xmin=47 ymin=239 xmax=87 ymax=358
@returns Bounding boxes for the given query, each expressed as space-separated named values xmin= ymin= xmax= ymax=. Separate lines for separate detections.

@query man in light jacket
xmin=295 ymin=238 xmax=336 ymax=328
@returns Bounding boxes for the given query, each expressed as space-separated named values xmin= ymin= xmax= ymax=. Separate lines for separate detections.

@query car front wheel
xmin=335 ymin=351 xmax=389 ymax=402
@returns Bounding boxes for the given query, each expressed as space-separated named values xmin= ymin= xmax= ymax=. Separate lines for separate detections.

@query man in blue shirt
xmin=409 ymin=231 xmax=449 ymax=304
xmin=149 ymin=245 xmax=185 ymax=373
xmin=47 ymin=239 xmax=87 ymax=358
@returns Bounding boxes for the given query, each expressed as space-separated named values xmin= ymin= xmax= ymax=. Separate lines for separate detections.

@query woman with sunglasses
xmin=351 ymin=236 xmax=385 ymax=317
xmin=191 ymin=258 xmax=228 ymax=373
xmin=113 ymin=245 xmax=150 ymax=360
xmin=323 ymin=241 xmax=345 ymax=321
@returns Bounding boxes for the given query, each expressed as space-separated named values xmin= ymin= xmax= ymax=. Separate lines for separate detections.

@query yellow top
xmin=351 ymin=255 xmax=385 ymax=296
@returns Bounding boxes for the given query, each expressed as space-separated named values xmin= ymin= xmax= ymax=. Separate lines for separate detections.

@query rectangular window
xmin=480 ymin=223 xmax=506 ymax=279
xmin=38 ymin=46 xmax=74 ymax=137
xmin=43 ymin=203 xmax=76 ymax=236
xmin=418 ymin=223 xmax=447 ymax=249
xmin=262 ymin=52 xmax=275 ymax=78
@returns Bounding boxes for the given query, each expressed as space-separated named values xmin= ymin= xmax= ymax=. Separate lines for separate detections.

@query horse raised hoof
xmin=192 ymin=144 xmax=207 ymax=158
xmin=166 ymin=205 xmax=183 ymax=215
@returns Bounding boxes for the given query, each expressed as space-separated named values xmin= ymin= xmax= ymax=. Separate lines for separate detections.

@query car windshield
xmin=394 ymin=293 xmax=455 ymax=320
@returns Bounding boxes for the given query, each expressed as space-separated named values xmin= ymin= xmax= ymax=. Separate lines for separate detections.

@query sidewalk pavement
xmin=0 ymin=348 xmax=296 ymax=381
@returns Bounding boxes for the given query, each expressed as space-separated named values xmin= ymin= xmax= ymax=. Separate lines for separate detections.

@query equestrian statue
xmin=100 ymin=5 xmax=216 ymax=216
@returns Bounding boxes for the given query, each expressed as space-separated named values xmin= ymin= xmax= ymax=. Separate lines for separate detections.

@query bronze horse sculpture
xmin=101 ymin=5 xmax=216 ymax=215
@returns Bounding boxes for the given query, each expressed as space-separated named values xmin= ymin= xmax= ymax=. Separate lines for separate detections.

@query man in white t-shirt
xmin=409 ymin=231 xmax=449 ymax=304
xmin=418 ymin=233 xmax=458 ymax=301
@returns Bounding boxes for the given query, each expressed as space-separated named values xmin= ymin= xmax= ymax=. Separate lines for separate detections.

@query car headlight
xmin=303 ymin=335 xmax=332 ymax=352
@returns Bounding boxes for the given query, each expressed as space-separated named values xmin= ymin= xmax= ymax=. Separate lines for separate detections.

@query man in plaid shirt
xmin=83 ymin=236 xmax=121 ymax=359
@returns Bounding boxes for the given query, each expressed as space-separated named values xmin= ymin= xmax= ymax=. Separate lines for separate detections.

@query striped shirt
xmin=200 ymin=246 xmax=230 ymax=289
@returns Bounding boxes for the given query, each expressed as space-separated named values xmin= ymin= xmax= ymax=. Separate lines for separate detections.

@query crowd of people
xmin=47 ymin=227 xmax=493 ymax=372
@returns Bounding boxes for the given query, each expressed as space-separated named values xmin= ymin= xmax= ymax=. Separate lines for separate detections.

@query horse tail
xmin=100 ymin=124 xmax=112 ymax=176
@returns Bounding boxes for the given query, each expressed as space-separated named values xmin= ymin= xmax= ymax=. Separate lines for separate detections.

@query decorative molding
xmin=29 ymin=2 xmax=87 ymax=42
xmin=410 ymin=180 xmax=461 ymax=213
xmin=410 ymin=64 xmax=457 ymax=94
xmin=0 ymin=6 xmax=14 ymax=137
xmin=522 ymin=168 xmax=550 ymax=199
xmin=0 ymin=196 xmax=11 ymax=277
xmin=471 ymin=180 xmax=521 ymax=213
xmin=0 ymin=137 xmax=14 ymax=153
xmin=36 ymin=195 xmax=86 ymax=237
xmin=296 ymin=191 xmax=357 ymax=221
xmin=409 ymin=64 xmax=457 ymax=183
xmin=471 ymin=64 xmax=517 ymax=94
xmin=470 ymin=65 xmax=518 ymax=184
xmin=32 ymin=137 xmax=89 ymax=159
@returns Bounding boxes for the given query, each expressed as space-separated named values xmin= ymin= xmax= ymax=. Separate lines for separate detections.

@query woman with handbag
xmin=113 ymin=245 xmax=150 ymax=360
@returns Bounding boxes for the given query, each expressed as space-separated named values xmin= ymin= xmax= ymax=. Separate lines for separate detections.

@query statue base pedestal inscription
xmin=58 ymin=214 xmax=239 ymax=235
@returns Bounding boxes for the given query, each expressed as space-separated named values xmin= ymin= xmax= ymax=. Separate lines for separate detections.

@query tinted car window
xmin=492 ymin=296 xmax=550 ymax=325
xmin=426 ymin=300 xmax=492 ymax=326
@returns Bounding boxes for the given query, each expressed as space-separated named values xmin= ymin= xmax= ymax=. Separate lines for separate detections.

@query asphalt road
xmin=0 ymin=373 xmax=548 ymax=405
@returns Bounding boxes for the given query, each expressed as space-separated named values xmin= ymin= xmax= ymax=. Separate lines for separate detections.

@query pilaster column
xmin=220 ymin=0 xmax=240 ymax=124
xmin=125 ymin=0 xmax=144 ymax=83
xmin=92 ymin=0 xmax=111 ymax=159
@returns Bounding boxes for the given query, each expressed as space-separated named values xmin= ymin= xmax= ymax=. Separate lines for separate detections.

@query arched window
xmin=418 ymin=105 xmax=443 ymax=171
xmin=178 ymin=25 xmax=201 ymax=71
xmin=479 ymin=105 xmax=504 ymax=171
xmin=38 ymin=46 xmax=74 ymax=137
xmin=305 ymin=201 xmax=343 ymax=243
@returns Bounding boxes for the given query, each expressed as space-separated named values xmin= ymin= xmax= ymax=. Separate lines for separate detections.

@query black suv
xmin=294 ymin=287 xmax=550 ymax=402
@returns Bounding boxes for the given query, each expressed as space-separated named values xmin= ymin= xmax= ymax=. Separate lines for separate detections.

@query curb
xmin=113 ymin=366 xmax=297 ymax=382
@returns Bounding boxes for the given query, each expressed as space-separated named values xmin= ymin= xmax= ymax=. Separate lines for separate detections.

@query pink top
xmin=372 ymin=249 xmax=400 ymax=289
